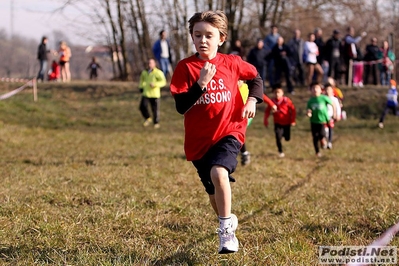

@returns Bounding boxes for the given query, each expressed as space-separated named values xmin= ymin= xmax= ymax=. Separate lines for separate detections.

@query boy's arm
xmin=242 ymin=73 xmax=264 ymax=119
xmin=263 ymin=94 xmax=277 ymax=112
xmin=174 ymin=83 xmax=205 ymax=114
xmin=246 ymin=73 xmax=264 ymax=103
xmin=288 ymin=98 xmax=296 ymax=124
xmin=306 ymin=100 xmax=312 ymax=117
xmin=154 ymin=71 xmax=167 ymax=88
xmin=264 ymin=105 xmax=271 ymax=127
xmin=139 ymin=71 xmax=146 ymax=92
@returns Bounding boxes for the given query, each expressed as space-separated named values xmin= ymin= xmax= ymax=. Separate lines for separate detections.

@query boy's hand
xmin=242 ymin=98 xmax=256 ymax=119
xmin=307 ymin=109 xmax=312 ymax=117
xmin=271 ymin=105 xmax=277 ymax=113
xmin=291 ymin=122 xmax=296 ymax=126
xmin=197 ymin=62 xmax=216 ymax=88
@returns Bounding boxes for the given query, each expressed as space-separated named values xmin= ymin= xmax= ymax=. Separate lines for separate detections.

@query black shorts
xmin=192 ymin=136 xmax=241 ymax=195
xmin=59 ymin=61 xmax=68 ymax=66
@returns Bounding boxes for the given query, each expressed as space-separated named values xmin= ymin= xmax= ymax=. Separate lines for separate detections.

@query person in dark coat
xmin=363 ymin=37 xmax=380 ymax=85
xmin=37 ymin=36 xmax=49 ymax=82
xmin=247 ymin=38 xmax=269 ymax=89
xmin=270 ymin=37 xmax=294 ymax=94
xmin=287 ymin=29 xmax=305 ymax=86
xmin=325 ymin=30 xmax=343 ymax=82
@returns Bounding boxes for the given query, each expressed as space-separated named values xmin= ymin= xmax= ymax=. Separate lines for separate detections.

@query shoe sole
xmin=219 ymin=242 xmax=238 ymax=254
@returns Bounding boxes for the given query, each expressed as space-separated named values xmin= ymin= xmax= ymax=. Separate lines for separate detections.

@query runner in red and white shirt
xmin=169 ymin=10 xmax=263 ymax=254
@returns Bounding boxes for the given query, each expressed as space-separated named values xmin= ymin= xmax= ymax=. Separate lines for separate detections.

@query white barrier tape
xmin=346 ymin=220 xmax=399 ymax=266
xmin=0 ymin=79 xmax=34 ymax=100
xmin=0 ymin=77 xmax=31 ymax=83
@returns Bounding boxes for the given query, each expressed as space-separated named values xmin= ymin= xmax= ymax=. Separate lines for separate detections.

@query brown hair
xmin=188 ymin=10 xmax=228 ymax=39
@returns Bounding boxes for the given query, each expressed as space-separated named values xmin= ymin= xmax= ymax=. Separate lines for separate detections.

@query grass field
xmin=0 ymin=81 xmax=398 ymax=265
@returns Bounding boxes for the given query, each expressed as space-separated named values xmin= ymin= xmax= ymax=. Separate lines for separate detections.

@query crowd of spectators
xmin=231 ymin=25 xmax=396 ymax=92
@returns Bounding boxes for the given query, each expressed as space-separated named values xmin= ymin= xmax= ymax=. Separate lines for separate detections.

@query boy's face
xmin=148 ymin=59 xmax=156 ymax=69
xmin=192 ymin=22 xmax=225 ymax=60
xmin=275 ymin=88 xmax=284 ymax=99
xmin=312 ymin=85 xmax=322 ymax=96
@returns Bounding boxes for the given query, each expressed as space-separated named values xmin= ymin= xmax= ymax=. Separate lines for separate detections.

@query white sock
xmin=219 ymin=216 xmax=232 ymax=228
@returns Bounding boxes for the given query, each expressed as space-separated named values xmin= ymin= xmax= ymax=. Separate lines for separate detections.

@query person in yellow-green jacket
xmin=139 ymin=58 xmax=167 ymax=128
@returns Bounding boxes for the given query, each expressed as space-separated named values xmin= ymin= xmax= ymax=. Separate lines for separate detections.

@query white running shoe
xmin=378 ymin=122 xmax=384 ymax=129
xmin=327 ymin=142 xmax=332 ymax=149
xmin=143 ymin=118 xmax=152 ymax=127
xmin=279 ymin=152 xmax=285 ymax=158
xmin=217 ymin=214 xmax=239 ymax=254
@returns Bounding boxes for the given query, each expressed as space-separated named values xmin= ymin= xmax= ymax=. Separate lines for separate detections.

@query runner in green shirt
xmin=306 ymin=82 xmax=336 ymax=156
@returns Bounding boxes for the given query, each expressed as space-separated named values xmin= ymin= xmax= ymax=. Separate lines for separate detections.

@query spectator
xmin=314 ymin=28 xmax=328 ymax=83
xmin=247 ymin=38 xmax=269 ymax=88
xmin=36 ymin=36 xmax=49 ymax=82
xmin=342 ymin=26 xmax=367 ymax=85
xmin=48 ymin=60 xmax=60 ymax=82
xmin=304 ymin=33 xmax=323 ymax=86
xmin=325 ymin=30 xmax=342 ymax=83
xmin=287 ymin=29 xmax=305 ymax=86
xmin=270 ymin=36 xmax=294 ymax=94
xmin=152 ymin=30 xmax=173 ymax=78
xmin=58 ymin=41 xmax=72 ymax=82
xmin=230 ymin=39 xmax=245 ymax=59
xmin=379 ymin=40 xmax=396 ymax=86
xmin=264 ymin=25 xmax=280 ymax=87
xmin=363 ymin=38 xmax=380 ymax=85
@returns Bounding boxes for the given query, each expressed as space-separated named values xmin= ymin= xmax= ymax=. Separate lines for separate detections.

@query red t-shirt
xmin=264 ymin=96 xmax=296 ymax=126
xmin=170 ymin=53 xmax=258 ymax=161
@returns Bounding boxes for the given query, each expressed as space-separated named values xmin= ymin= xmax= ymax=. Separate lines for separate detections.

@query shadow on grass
xmin=241 ymin=161 xmax=326 ymax=224
xmin=152 ymin=251 xmax=199 ymax=266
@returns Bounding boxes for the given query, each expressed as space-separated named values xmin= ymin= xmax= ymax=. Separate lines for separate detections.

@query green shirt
xmin=139 ymin=67 xmax=166 ymax=98
xmin=307 ymin=95 xmax=332 ymax=124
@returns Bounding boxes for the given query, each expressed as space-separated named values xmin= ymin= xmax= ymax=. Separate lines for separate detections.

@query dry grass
xmin=0 ymin=82 xmax=398 ymax=265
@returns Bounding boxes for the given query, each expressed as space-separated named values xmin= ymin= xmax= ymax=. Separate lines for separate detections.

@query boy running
xmin=264 ymin=83 xmax=296 ymax=157
xmin=307 ymin=82 xmax=335 ymax=156
xmin=169 ymin=11 xmax=263 ymax=254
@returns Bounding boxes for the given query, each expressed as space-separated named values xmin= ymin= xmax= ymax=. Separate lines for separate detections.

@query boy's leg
xmin=274 ymin=124 xmax=284 ymax=153
xmin=211 ymin=166 xmax=231 ymax=218
xmin=139 ymin=97 xmax=150 ymax=118
xmin=240 ymin=143 xmax=250 ymax=166
xmin=150 ymin=98 xmax=160 ymax=124
xmin=283 ymin=125 xmax=291 ymax=141
xmin=139 ymin=97 xmax=152 ymax=126
xmin=311 ymin=123 xmax=320 ymax=154
xmin=379 ymin=106 xmax=389 ymax=123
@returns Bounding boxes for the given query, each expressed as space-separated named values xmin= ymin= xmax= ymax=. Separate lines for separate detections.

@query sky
xmin=0 ymin=0 xmax=88 ymax=46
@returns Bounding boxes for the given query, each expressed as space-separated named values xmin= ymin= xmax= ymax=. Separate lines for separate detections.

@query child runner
xmin=139 ymin=58 xmax=166 ymax=129
xmin=239 ymin=80 xmax=276 ymax=165
xmin=306 ymin=82 xmax=335 ymax=156
xmin=169 ymin=10 xmax=263 ymax=254
xmin=87 ymin=57 xmax=102 ymax=80
xmin=324 ymin=83 xmax=340 ymax=149
xmin=378 ymin=79 xmax=398 ymax=128
xmin=327 ymin=77 xmax=346 ymax=120
xmin=238 ymin=80 xmax=252 ymax=165
xmin=264 ymin=83 xmax=296 ymax=157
